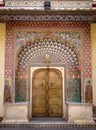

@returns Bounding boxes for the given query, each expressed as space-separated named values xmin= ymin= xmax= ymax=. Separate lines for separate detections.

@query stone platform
xmin=0 ymin=118 xmax=96 ymax=128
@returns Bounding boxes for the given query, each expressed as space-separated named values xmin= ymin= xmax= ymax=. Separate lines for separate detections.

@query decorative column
xmin=0 ymin=23 xmax=6 ymax=119
xmin=91 ymin=24 xmax=96 ymax=122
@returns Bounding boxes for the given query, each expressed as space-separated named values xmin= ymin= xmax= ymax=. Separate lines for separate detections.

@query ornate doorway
xmin=32 ymin=68 xmax=63 ymax=117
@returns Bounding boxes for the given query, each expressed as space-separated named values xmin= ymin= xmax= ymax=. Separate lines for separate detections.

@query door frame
xmin=29 ymin=64 xmax=66 ymax=119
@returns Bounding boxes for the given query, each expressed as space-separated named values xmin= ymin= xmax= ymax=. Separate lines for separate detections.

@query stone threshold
xmin=0 ymin=122 xmax=96 ymax=128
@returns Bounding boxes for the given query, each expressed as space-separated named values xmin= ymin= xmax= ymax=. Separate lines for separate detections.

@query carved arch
xmin=17 ymin=37 xmax=80 ymax=74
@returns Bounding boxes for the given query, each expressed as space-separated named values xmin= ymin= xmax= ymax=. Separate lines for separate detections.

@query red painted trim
xmin=92 ymin=4 xmax=96 ymax=7
xmin=0 ymin=0 xmax=5 ymax=7
xmin=0 ymin=4 xmax=5 ymax=7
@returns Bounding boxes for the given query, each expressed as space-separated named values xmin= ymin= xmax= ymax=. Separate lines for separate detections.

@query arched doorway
xmin=32 ymin=68 xmax=63 ymax=117
xmin=15 ymin=37 xmax=81 ymax=119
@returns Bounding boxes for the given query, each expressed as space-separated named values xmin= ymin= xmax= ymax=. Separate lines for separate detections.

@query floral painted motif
xmin=16 ymin=31 xmax=45 ymax=51
xmin=68 ymin=78 xmax=81 ymax=102
xmin=16 ymin=30 xmax=81 ymax=52
xmin=15 ymin=78 xmax=26 ymax=102
xmin=52 ymin=32 xmax=80 ymax=51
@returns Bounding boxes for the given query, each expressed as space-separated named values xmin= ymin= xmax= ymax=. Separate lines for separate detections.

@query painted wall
xmin=5 ymin=21 xmax=92 ymax=103
xmin=91 ymin=24 xmax=96 ymax=105
xmin=0 ymin=23 xmax=6 ymax=117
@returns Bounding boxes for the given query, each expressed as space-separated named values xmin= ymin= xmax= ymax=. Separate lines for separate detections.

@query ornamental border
xmin=0 ymin=14 xmax=96 ymax=22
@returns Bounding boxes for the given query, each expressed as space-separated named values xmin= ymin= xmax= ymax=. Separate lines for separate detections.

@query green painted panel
xmin=68 ymin=78 xmax=81 ymax=102
xmin=15 ymin=78 xmax=26 ymax=102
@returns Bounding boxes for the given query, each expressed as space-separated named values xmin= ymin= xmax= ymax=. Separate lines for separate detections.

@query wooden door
xmin=48 ymin=69 xmax=62 ymax=116
xmin=32 ymin=68 xmax=62 ymax=117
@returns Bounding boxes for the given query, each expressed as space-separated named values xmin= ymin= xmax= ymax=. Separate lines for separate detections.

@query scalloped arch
xmin=17 ymin=37 xmax=80 ymax=73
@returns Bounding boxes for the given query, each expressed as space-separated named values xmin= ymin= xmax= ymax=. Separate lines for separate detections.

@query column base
xmin=66 ymin=102 xmax=95 ymax=124
xmin=2 ymin=102 xmax=29 ymax=123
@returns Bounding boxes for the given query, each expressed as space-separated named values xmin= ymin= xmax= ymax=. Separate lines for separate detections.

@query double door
xmin=32 ymin=68 xmax=62 ymax=117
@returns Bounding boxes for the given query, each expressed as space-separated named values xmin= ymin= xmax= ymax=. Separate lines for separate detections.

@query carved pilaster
xmin=93 ymin=106 xmax=96 ymax=122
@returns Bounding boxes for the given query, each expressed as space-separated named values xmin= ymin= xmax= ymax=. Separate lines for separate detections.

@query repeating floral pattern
xmin=16 ymin=30 xmax=81 ymax=102
xmin=16 ymin=31 xmax=80 ymax=52
xmin=17 ymin=38 xmax=80 ymax=76
xmin=91 ymin=24 xmax=96 ymax=106
xmin=16 ymin=31 xmax=45 ymax=51
xmin=52 ymin=32 xmax=80 ymax=51
xmin=68 ymin=78 xmax=81 ymax=102
xmin=15 ymin=78 xmax=26 ymax=102
xmin=15 ymin=65 xmax=27 ymax=102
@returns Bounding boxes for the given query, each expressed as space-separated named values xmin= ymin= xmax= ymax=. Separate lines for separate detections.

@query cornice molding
xmin=0 ymin=14 xmax=96 ymax=22
xmin=0 ymin=0 xmax=96 ymax=22
xmin=1 ymin=0 xmax=92 ymax=10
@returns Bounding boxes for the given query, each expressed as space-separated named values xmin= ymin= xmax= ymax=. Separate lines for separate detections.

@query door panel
xmin=32 ymin=70 xmax=48 ymax=117
xmin=48 ymin=69 xmax=62 ymax=117
xmin=32 ymin=68 xmax=62 ymax=117
xmin=32 ymin=107 xmax=47 ymax=116
xmin=48 ymin=89 xmax=61 ymax=98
